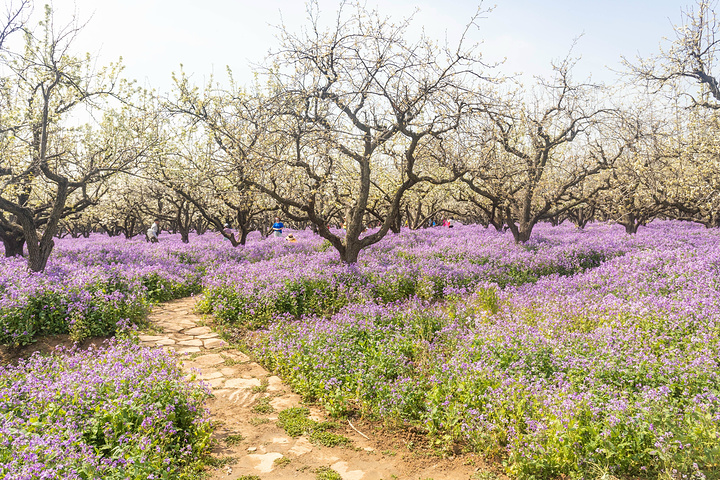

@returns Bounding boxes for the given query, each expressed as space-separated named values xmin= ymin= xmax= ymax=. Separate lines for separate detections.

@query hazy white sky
xmin=30 ymin=0 xmax=691 ymax=93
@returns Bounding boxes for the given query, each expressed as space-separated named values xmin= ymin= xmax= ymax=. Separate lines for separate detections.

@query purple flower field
xmin=231 ymin=222 xmax=719 ymax=478
xmin=0 ymin=232 xmax=318 ymax=346
xmin=0 ymin=232 xmax=318 ymax=477
xmin=0 ymin=339 xmax=212 ymax=479
xmin=2 ymin=221 xmax=720 ymax=478
xmin=198 ymin=223 xmax=633 ymax=327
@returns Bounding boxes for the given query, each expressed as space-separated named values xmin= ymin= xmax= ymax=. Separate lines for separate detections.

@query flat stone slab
xmin=212 ymin=388 xmax=234 ymax=397
xmin=168 ymin=333 xmax=194 ymax=341
xmin=200 ymin=371 xmax=224 ymax=380
xmin=183 ymin=326 xmax=212 ymax=336
xmin=174 ymin=346 xmax=201 ymax=354
xmin=206 ymin=378 xmax=225 ymax=388
xmin=178 ymin=339 xmax=204 ymax=346
xmin=314 ymin=452 xmax=340 ymax=464
xmin=270 ymin=394 xmax=302 ymax=411
xmin=248 ymin=452 xmax=284 ymax=473
xmin=203 ymin=338 xmax=226 ymax=349
xmin=240 ymin=363 xmax=267 ymax=377
xmin=154 ymin=315 xmax=193 ymax=322
xmin=224 ymin=378 xmax=261 ymax=389
xmin=288 ymin=437 xmax=313 ymax=456
xmin=197 ymin=333 xmax=219 ymax=339
xmin=225 ymin=350 xmax=250 ymax=363
xmin=138 ymin=335 xmax=164 ymax=342
xmin=193 ymin=353 xmax=225 ymax=367
xmin=331 ymin=461 xmax=365 ymax=480
xmin=267 ymin=376 xmax=284 ymax=392
xmin=180 ymin=362 xmax=220 ymax=375
xmin=155 ymin=338 xmax=176 ymax=346
xmin=228 ymin=389 xmax=257 ymax=405
xmin=157 ymin=324 xmax=183 ymax=333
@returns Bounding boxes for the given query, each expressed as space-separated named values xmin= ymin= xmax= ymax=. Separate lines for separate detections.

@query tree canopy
xmin=2 ymin=0 xmax=720 ymax=269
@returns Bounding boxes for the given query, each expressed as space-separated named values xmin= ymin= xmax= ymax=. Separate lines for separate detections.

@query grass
xmin=310 ymin=430 xmax=352 ymax=447
xmin=224 ymin=434 xmax=245 ymax=446
xmin=248 ymin=417 xmax=270 ymax=426
xmin=277 ymin=407 xmax=351 ymax=448
xmin=277 ymin=407 xmax=313 ymax=436
xmin=220 ymin=352 xmax=244 ymax=366
xmin=315 ymin=466 xmax=342 ymax=480
xmin=251 ymin=377 xmax=269 ymax=393
xmin=251 ymin=396 xmax=275 ymax=414
xmin=273 ymin=456 xmax=292 ymax=467
xmin=471 ymin=473 xmax=499 ymax=480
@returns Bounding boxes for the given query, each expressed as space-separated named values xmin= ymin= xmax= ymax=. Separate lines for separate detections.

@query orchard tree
xmin=456 ymin=186 xmax=508 ymax=231
xmin=245 ymin=2 xmax=492 ymax=263
xmin=96 ymin=176 xmax=152 ymax=239
xmin=626 ymin=0 xmax=720 ymax=109
xmin=135 ymin=181 xmax=200 ymax=243
xmin=464 ymin=59 xmax=627 ymax=242
xmin=0 ymin=7 xmax=146 ymax=270
xmin=0 ymin=0 xmax=30 ymax=254
xmin=624 ymin=0 xmax=720 ymax=228
xmin=0 ymin=0 xmax=30 ymax=50
xmin=168 ymin=1 xmax=494 ymax=263
xmin=593 ymin=103 xmax=684 ymax=233
xmin=149 ymin=105 xmax=275 ymax=246
xmin=400 ymin=183 xmax=457 ymax=230
xmin=660 ymin=102 xmax=720 ymax=227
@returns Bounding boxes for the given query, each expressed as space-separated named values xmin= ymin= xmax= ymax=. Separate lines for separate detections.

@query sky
xmin=18 ymin=0 xmax=692 ymax=94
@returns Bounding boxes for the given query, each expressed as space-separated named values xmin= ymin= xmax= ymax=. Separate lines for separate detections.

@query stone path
xmin=138 ymin=298 xmax=281 ymax=412
xmin=140 ymin=297 xmax=485 ymax=480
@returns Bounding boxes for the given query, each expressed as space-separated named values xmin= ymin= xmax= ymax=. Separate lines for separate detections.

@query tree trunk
xmin=195 ymin=218 xmax=208 ymax=235
xmin=341 ymin=241 xmax=362 ymax=264
xmin=509 ymin=226 xmax=533 ymax=243
xmin=488 ymin=204 xmax=505 ymax=232
xmin=618 ymin=212 xmax=643 ymax=234
xmin=548 ymin=214 xmax=564 ymax=227
xmin=123 ymin=217 xmax=137 ymax=239
xmin=27 ymin=239 xmax=54 ymax=272
xmin=2 ymin=233 xmax=25 ymax=257
xmin=623 ymin=221 xmax=640 ymax=234
xmin=179 ymin=227 xmax=190 ymax=243
xmin=705 ymin=212 xmax=720 ymax=228
xmin=390 ymin=212 xmax=402 ymax=233
xmin=22 ymin=180 xmax=68 ymax=272
xmin=505 ymin=206 xmax=535 ymax=243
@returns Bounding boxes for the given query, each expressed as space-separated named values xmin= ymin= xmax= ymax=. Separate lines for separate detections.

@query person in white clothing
xmin=147 ymin=220 xmax=160 ymax=243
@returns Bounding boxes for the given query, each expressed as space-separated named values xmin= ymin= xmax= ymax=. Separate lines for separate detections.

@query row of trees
xmin=2 ymin=1 xmax=720 ymax=270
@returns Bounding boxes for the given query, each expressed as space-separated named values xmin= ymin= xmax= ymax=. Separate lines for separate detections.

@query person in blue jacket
xmin=272 ymin=217 xmax=284 ymax=237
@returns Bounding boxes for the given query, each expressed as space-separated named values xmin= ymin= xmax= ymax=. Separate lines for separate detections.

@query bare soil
xmin=0 ymin=334 xmax=110 ymax=365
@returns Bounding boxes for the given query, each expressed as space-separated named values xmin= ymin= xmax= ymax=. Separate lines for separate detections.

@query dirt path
xmin=141 ymin=297 xmax=489 ymax=480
